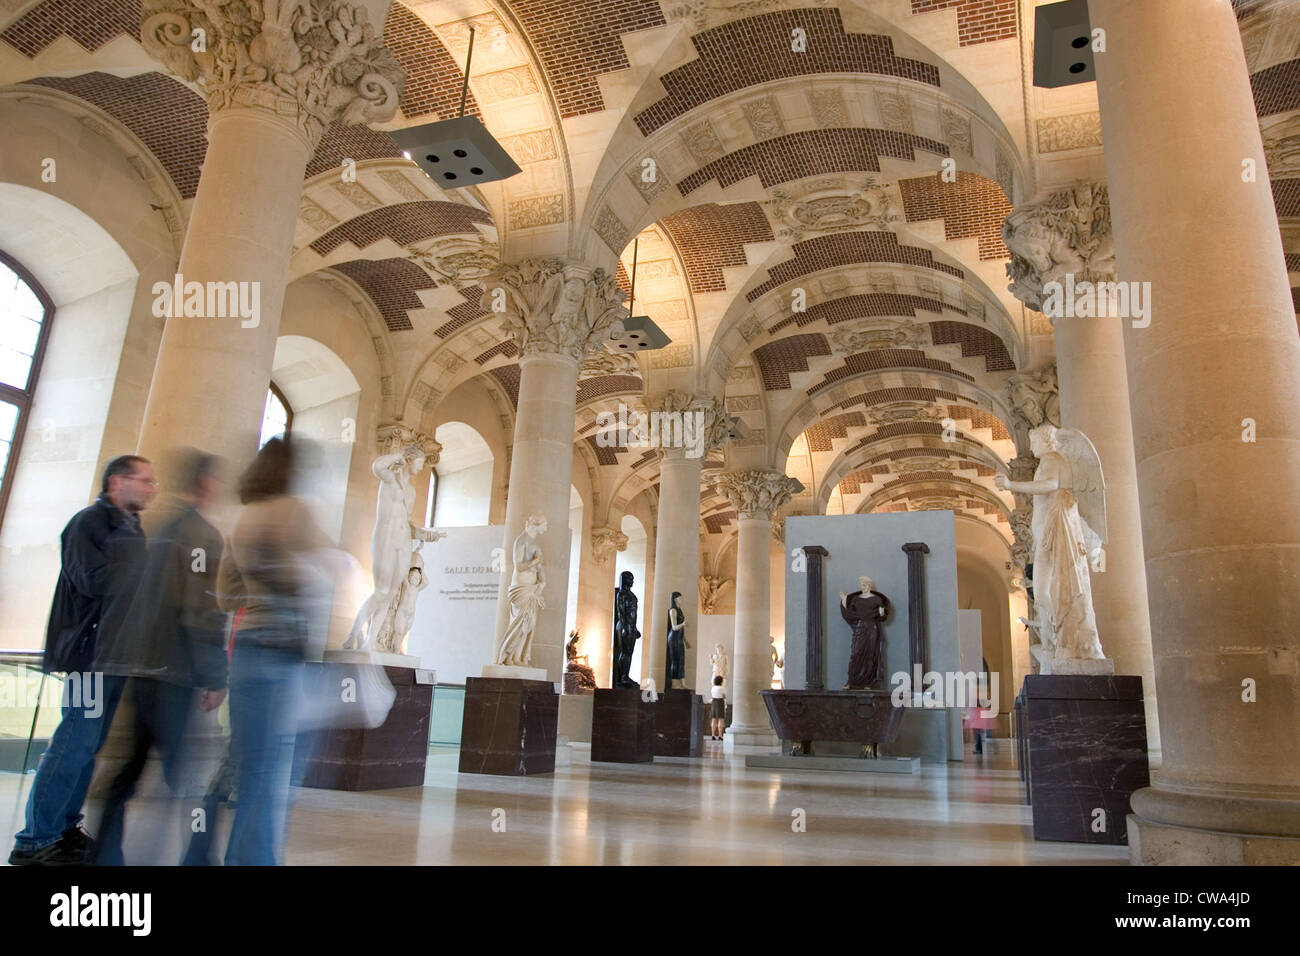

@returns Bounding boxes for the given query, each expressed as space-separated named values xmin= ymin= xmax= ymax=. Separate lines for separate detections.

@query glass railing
xmin=428 ymin=684 xmax=465 ymax=747
xmin=0 ymin=650 xmax=57 ymax=773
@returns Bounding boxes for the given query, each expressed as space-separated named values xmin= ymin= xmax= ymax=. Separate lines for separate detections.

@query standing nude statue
xmin=494 ymin=512 xmax=548 ymax=667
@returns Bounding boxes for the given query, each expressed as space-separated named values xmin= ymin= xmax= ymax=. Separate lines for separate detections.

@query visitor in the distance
xmin=218 ymin=437 xmax=333 ymax=865
xmin=710 ymin=675 xmax=727 ymax=741
xmin=9 ymin=455 xmax=157 ymax=866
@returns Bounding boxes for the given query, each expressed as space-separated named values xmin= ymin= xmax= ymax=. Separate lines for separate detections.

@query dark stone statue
xmin=664 ymin=591 xmax=687 ymax=689
xmin=612 ymin=570 xmax=641 ymax=689
xmin=839 ymin=574 xmax=892 ymax=689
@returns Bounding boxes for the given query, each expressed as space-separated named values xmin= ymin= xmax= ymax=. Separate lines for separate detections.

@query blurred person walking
xmin=9 ymin=455 xmax=157 ymax=866
xmin=218 ymin=437 xmax=333 ymax=865
xmin=91 ymin=449 xmax=230 ymax=865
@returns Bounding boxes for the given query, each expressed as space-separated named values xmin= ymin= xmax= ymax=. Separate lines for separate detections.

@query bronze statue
xmin=839 ymin=574 xmax=892 ymax=689
xmin=564 ymin=629 xmax=598 ymax=693
xmin=612 ymin=570 xmax=641 ymax=689
xmin=664 ymin=591 xmax=688 ymax=689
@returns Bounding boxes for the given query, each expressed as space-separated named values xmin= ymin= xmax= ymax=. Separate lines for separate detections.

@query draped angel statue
xmin=995 ymin=425 xmax=1107 ymax=661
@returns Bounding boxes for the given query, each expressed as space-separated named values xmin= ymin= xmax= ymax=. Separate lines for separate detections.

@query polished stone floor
xmin=2 ymin=740 xmax=1127 ymax=865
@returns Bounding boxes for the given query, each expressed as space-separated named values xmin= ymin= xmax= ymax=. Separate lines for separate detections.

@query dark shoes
xmin=8 ymin=826 xmax=96 ymax=866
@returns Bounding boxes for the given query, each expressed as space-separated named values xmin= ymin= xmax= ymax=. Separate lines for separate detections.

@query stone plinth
xmin=482 ymin=663 xmax=549 ymax=682
xmin=1021 ymin=674 xmax=1149 ymax=844
xmin=295 ymin=665 xmax=432 ymax=791
xmin=1032 ymin=645 xmax=1115 ymax=675
xmin=458 ymin=677 xmax=558 ymax=776
xmin=654 ymin=689 xmax=704 ymax=757
xmin=759 ymin=689 xmax=904 ymax=757
xmin=590 ymin=688 xmax=654 ymax=763
xmin=557 ymin=691 xmax=594 ymax=742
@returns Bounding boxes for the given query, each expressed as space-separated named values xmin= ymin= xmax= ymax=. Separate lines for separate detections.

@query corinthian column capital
xmin=648 ymin=389 xmax=732 ymax=459
xmin=715 ymin=470 xmax=803 ymax=521
xmin=1002 ymin=181 xmax=1115 ymax=312
xmin=483 ymin=258 xmax=627 ymax=363
xmin=141 ymin=0 xmax=405 ymax=146
xmin=1001 ymin=364 xmax=1061 ymax=448
xmin=590 ymin=526 xmax=629 ymax=565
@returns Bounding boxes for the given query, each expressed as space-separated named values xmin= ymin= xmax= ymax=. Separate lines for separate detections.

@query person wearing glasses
xmin=9 ymin=455 xmax=158 ymax=866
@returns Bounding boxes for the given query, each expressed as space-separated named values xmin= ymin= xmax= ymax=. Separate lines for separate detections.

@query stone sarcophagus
xmin=760 ymin=688 xmax=904 ymax=758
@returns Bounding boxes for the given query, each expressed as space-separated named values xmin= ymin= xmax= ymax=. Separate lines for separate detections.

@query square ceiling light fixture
xmin=605 ymin=237 xmax=672 ymax=353
xmin=1033 ymin=0 xmax=1096 ymax=88
xmin=389 ymin=27 xmax=521 ymax=188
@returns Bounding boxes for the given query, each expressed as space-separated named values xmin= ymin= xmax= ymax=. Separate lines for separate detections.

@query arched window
xmin=259 ymin=381 xmax=293 ymax=448
xmin=0 ymin=251 xmax=54 ymax=529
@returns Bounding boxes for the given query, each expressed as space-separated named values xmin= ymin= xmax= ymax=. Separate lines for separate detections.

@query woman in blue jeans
xmin=217 ymin=438 xmax=332 ymax=866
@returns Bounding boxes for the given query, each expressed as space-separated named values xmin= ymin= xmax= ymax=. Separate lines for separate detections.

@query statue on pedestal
xmin=711 ymin=644 xmax=729 ymax=686
xmin=564 ymin=629 xmax=598 ymax=693
xmin=995 ymin=424 xmax=1107 ymax=663
xmin=771 ymin=638 xmax=785 ymax=689
xmin=344 ymin=445 xmax=446 ymax=653
xmin=839 ymin=575 xmax=892 ymax=689
xmin=494 ymin=512 xmax=548 ymax=667
xmin=665 ymin=591 xmax=688 ymax=689
xmin=611 ymin=570 xmax=640 ymax=689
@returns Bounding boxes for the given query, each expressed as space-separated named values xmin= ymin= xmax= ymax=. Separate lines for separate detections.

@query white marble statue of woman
xmin=494 ymin=512 xmax=548 ymax=666
xmin=711 ymin=643 xmax=729 ymax=685
xmin=344 ymin=445 xmax=446 ymax=652
xmin=995 ymin=425 xmax=1107 ymax=660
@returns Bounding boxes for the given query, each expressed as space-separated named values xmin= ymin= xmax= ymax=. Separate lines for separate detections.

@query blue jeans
xmin=13 ymin=673 xmax=126 ymax=852
xmin=224 ymin=640 xmax=302 ymax=866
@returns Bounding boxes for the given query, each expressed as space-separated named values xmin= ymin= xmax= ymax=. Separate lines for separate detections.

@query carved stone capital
xmin=1009 ymin=504 xmax=1033 ymax=574
xmin=376 ymin=422 xmax=441 ymax=463
xmin=648 ymin=389 xmax=732 ymax=458
xmin=590 ymin=526 xmax=629 ymax=565
xmin=483 ymin=258 xmax=627 ymax=363
xmin=715 ymin=470 xmax=803 ymax=520
xmin=140 ymin=0 xmax=404 ymax=147
xmin=1002 ymin=181 xmax=1114 ymax=313
xmin=770 ymin=515 xmax=786 ymax=544
xmin=1002 ymin=366 xmax=1060 ymax=449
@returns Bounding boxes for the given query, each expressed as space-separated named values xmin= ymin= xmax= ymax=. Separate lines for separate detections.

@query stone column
xmin=645 ymin=392 xmax=730 ymax=690
xmin=716 ymin=470 xmax=803 ymax=744
xmin=1003 ymin=187 xmax=1160 ymax=753
xmin=580 ymin=526 xmax=628 ymax=686
xmin=486 ymin=259 xmax=625 ymax=684
xmin=135 ymin=2 xmax=403 ymax=480
xmin=1090 ymin=0 xmax=1300 ymax=863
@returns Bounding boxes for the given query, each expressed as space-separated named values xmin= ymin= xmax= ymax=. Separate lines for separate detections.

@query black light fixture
xmin=607 ymin=237 xmax=671 ymax=352
xmin=390 ymin=27 xmax=522 ymax=188
xmin=1033 ymin=0 xmax=1096 ymax=88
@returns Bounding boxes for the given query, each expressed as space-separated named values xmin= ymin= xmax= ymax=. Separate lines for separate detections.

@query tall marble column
xmin=1001 ymin=190 xmax=1161 ymax=754
xmin=645 ymin=392 xmax=729 ymax=690
xmin=135 ymin=2 xmax=403 ymax=478
xmin=487 ymin=259 xmax=625 ymax=684
xmin=1090 ymin=0 xmax=1300 ymax=863
xmin=716 ymin=470 xmax=802 ymax=744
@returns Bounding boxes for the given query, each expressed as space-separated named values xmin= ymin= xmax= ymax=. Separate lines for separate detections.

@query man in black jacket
xmin=92 ymin=449 xmax=229 ymax=865
xmin=9 ymin=455 xmax=157 ymax=866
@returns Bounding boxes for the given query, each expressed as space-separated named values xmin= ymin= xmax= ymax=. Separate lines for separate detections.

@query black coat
xmin=93 ymin=500 xmax=228 ymax=690
xmin=42 ymin=496 xmax=146 ymax=674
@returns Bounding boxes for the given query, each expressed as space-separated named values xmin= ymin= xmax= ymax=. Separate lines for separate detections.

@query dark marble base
xmin=458 ymin=676 xmax=558 ymax=776
xmin=759 ymin=689 xmax=904 ymax=756
xmin=1020 ymin=674 xmax=1150 ymax=845
xmin=654 ymin=689 xmax=704 ymax=757
xmin=296 ymin=665 xmax=432 ymax=791
xmin=590 ymin=688 xmax=654 ymax=763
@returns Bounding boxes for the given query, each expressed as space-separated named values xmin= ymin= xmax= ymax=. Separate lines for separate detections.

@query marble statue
xmin=564 ymin=629 xmax=598 ymax=693
xmin=770 ymin=638 xmax=784 ymax=690
xmin=344 ymin=446 xmax=446 ymax=653
xmin=373 ymin=545 xmax=428 ymax=655
xmin=665 ymin=591 xmax=688 ymax=689
xmin=839 ymin=575 xmax=892 ymax=689
xmin=711 ymin=644 xmax=729 ymax=686
xmin=611 ymin=570 xmax=641 ymax=689
xmin=494 ymin=512 xmax=549 ymax=667
xmin=995 ymin=425 xmax=1107 ymax=661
